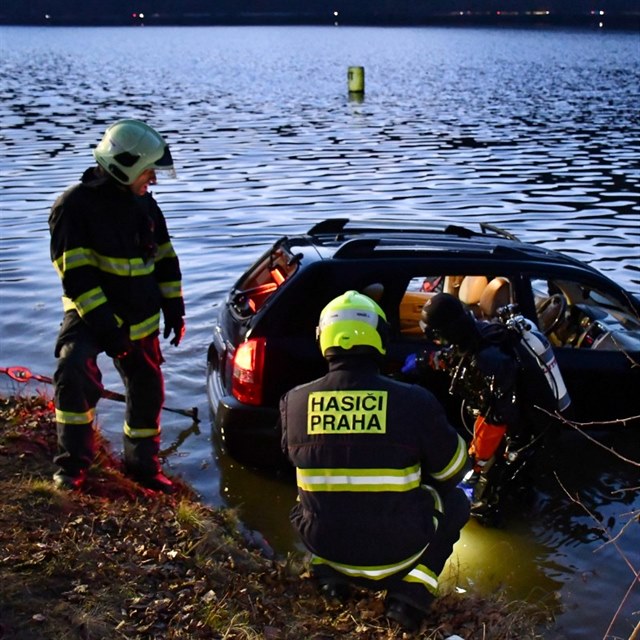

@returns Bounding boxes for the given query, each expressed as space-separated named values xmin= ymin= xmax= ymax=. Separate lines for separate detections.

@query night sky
xmin=1 ymin=0 xmax=639 ymax=25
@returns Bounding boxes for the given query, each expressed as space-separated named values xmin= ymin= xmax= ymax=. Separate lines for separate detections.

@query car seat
xmin=458 ymin=276 xmax=489 ymax=316
xmin=362 ymin=282 xmax=384 ymax=302
xmin=399 ymin=289 xmax=434 ymax=336
xmin=479 ymin=277 xmax=512 ymax=319
xmin=443 ymin=275 xmax=464 ymax=297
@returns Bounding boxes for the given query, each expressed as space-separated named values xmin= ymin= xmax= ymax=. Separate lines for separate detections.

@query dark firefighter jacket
xmin=280 ymin=354 xmax=469 ymax=570
xmin=49 ymin=167 xmax=184 ymax=344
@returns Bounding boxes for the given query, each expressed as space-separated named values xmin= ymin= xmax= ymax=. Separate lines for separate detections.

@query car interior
xmin=531 ymin=277 xmax=640 ymax=351
xmin=395 ymin=273 xmax=640 ymax=353
xmin=398 ymin=274 xmax=514 ymax=337
xmin=227 ymin=236 xmax=640 ymax=357
xmin=230 ymin=246 xmax=300 ymax=316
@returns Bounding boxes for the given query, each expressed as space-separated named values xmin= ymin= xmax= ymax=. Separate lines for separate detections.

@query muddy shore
xmin=0 ymin=395 xmax=547 ymax=639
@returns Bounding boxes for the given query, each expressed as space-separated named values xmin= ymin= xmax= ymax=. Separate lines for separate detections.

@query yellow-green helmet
xmin=317 ymin=290 xmax=388 ymax=356
xmin=93 ymin=119 xmax=175 ymax=185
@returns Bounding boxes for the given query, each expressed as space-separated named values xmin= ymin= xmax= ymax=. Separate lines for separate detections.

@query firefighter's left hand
xmin=164 ymin=316 xmax=185 ymax=346
xmin=401 ymin=353 xmax=420 ymax=375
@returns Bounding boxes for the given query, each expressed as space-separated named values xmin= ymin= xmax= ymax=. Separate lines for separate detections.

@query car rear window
xmin=230 ymin=245 xmax=300 ymax=318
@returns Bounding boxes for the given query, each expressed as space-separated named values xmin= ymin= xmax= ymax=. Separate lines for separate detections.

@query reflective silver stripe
xmin=159 ymin=280 xmax=182 ymax=298
xmin=431 ymin=434 xmax=468 ymax=481
xmin=297 ymin=464 xmax=421 ymax=492
xmin=318 ymin=306 xmax=378 ymax=330
xmin=403 ymin=563 xmax=438 ymax=595
xmin=311 ymin=545 xmax=428 ymax=581
xmin=55 ymin=407 xmax=95 ymax=425
xmin=123 ymin=422 xmax=160 ymax=439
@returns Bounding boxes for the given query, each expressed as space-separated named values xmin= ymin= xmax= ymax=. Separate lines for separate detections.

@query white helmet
xmin=93 ymin=119 xmax=175 ymax=185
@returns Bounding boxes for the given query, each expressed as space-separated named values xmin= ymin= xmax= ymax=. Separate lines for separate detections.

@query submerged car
xmin=206 ymin=218 xmax=640 ymax=467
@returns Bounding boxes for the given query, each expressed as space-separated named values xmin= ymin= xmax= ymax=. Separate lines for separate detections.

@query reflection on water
xmin=1 ymin=25 xmax=639 ymax=639
xmin=529 ymin=429 xmax=640 ymax=639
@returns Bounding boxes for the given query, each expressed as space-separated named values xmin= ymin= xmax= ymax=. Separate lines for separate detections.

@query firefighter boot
xmin=318 ymin=580 xmax=351 ymax=602
xmin=124 ymin=434 xmax=174 ymax=494
xmin=53 ymin=469 xmax=87 ymax=491
xmin=53 ymin=422 xmax=95 ymax=491
xmin=385 ymin=598 xmax=425 ymax=632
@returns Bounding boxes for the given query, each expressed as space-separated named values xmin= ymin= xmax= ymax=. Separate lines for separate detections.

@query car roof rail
xmin=307 ymin=218 xmax=350 ymax=236
xmin=480 ymin=222 xmax=520 ymax=242
xmin=443 ymin=224 xmax=476 ymax=238
xmin=306 ymin=218 xmax=521 ymax=244
xmin=333 ymin=238 xmax=380 ymax=258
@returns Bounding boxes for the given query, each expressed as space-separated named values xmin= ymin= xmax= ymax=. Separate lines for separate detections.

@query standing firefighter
xmin=49 ymin=119 xmax=185 ymax=493
xmin=280 ymin=291 xmax=470 ymax=632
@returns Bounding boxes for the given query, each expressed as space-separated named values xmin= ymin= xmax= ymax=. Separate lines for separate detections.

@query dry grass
xmin=0 ymin=395 xmax=550 ymax=639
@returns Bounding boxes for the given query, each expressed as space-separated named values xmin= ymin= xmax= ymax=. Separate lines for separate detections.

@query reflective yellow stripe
xmin=53 ymin=249 xmax=154 ymax=277
xmin=62 ymin=296 xmax=76 ymax=312
xmin=423 ymin=484 xmax=443 ymax=530
xmin=431 ymin=434 xmax=468 ymax=482
xmin=129 ymin=312 xmax=160 ymax=340
xmin=155 ymin=241 xmax=177 ymax=261
xmin=128 ymin=258 xmax=154 ymax=277
xmin=62 ymin=302 xmax=158 ymax=341
xmin=55 ymin=407 xmax=95 ymax=425
xmin=53 ymin=247 xmax=95 ymax=276
xmin=296 ymin=464 xmax=421 ymax=492
xmin=403 ymin=563 xmax=438 ymax=595
xmin=92 ymin=254 xmax=153 ymax=277
xmin=423 ymin=484 xmax=444 ymax=514
xmin=63 ymin=288 xmax=108 ymax=317
xmin=311 ymin=545 xmax=427 ymax=580
xmin=124 ymin=422 xmax=160 ymax=439
xmin=159 ymin=280 xmax=182 ymax=299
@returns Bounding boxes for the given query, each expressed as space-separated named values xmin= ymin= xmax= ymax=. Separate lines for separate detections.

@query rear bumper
xmin=206 ymin=366 xmax=284 ymax=467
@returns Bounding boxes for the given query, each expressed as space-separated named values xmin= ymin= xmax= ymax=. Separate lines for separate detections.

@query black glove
xmin=162 ymin=298 xmax=186 ymax=347
xmin=164 ymin=315 xmax=185 ymax=346
xmin=162 ymin=299 xmax=186 ymax=347
xmin=102 ymin=327 xmax=132 ymax=359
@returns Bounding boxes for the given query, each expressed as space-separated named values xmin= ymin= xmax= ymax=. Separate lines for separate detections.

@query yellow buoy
xmin=348 ymin=66 xmax=365 ymax=94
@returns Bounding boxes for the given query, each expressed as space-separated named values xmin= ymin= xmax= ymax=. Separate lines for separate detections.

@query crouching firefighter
xmin=280 ymin=291 xmax=470 ymax=632
xmin=49 ymin=119 xmax=186 ymax=494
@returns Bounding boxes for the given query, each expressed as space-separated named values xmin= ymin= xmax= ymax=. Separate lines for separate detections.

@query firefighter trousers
xmin=53 ymin=321 xmax=165 ymax=479
xmin=310 ymin=486 xmax=470 ymax=613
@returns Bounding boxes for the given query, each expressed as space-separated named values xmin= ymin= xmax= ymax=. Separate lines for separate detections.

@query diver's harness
xmin=441 ymin=304 xmax=567 ymax=461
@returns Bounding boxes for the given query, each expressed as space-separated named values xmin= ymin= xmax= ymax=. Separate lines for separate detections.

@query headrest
xmin=443 ymin=275 xmax=464 ymax=297
xmin=361 ymin=283 xmax=384 ymax=303
xmin=479 ymin=277 xmax=511 ymax=317
xmin=458 ymin=276 xmax=489 ymax=305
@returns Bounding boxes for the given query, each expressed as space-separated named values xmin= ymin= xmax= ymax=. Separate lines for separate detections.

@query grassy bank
xmin=0 ymin=395 xmax=549 ymax=639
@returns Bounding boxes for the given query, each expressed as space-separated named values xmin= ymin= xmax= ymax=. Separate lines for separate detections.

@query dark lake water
xmin=1 ymin=24 xmax=639 ymax=639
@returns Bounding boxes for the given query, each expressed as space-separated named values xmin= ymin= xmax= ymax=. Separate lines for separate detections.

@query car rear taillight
xmin=231 ymin=337 xmax=266 ymax=405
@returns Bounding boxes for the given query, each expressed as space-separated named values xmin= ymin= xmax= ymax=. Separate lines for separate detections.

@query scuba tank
xmin=503 ymin=312 xmax=571 ymax=412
